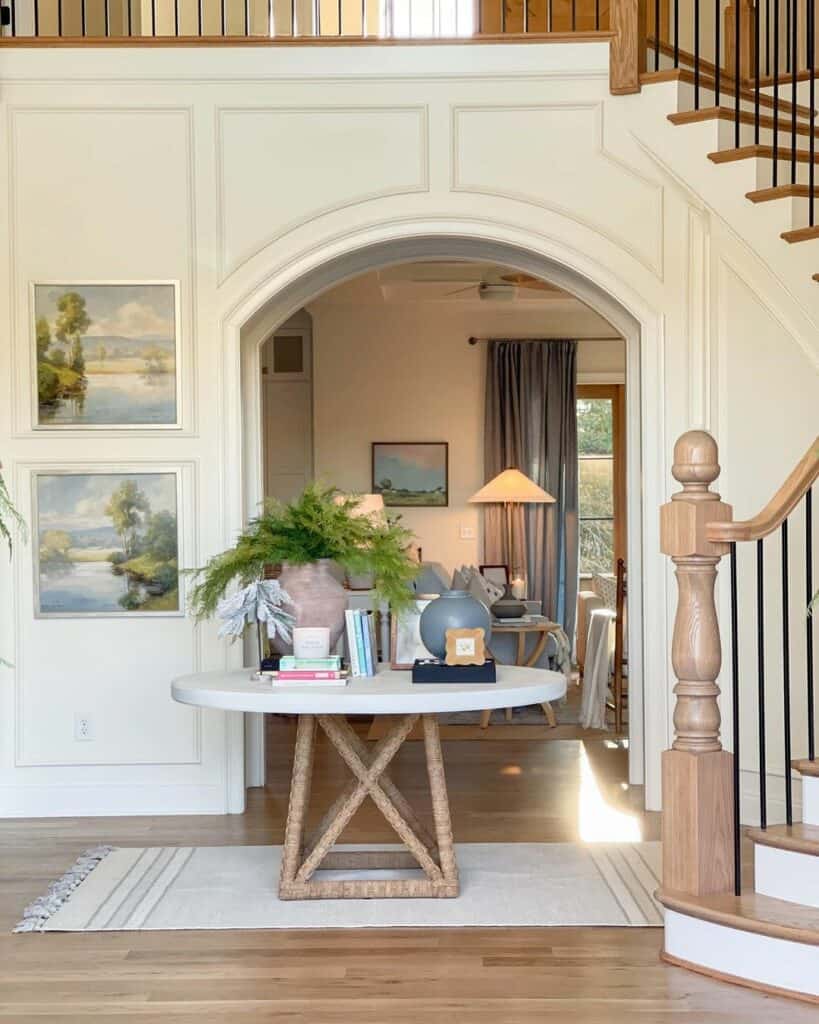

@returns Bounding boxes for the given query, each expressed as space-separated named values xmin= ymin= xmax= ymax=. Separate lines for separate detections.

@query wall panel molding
xmin=216 ymin=105 xmax=430 ymax=283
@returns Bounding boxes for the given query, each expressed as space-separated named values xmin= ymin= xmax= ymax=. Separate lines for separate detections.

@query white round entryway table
xmin=172 ymin=664 xmax=567 ymax=902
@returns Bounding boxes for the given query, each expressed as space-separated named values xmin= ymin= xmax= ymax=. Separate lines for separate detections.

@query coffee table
xmin=172 ymin=664 xmax=566 ymax=900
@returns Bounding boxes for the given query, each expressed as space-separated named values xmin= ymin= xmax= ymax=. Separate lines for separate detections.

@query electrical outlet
xmin=459 ymin=525 xmax=476 ymax=540
xmin=74 ymin=713 xmax=94 ymax=742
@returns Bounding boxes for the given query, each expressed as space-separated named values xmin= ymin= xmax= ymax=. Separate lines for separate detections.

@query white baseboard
xmin=740 ymin=769 xmax=803 ymax=826
xmin=0 ymin=782 xmax=230 ymax=818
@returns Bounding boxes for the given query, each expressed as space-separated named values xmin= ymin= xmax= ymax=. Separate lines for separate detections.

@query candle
xmin=511 ymin=576 xmax=526 ymax=600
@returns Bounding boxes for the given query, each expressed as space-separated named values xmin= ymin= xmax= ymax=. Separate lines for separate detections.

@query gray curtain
xmin=483 ymin=340 xmax=578 ymax=641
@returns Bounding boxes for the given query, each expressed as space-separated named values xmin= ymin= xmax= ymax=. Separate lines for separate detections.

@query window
xmin=577 ymin=384 xmax=625 ymax=575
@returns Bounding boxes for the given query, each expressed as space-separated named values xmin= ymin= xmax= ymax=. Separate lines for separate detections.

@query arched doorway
xmin=223 ymin=230 xmax=655 ymax=813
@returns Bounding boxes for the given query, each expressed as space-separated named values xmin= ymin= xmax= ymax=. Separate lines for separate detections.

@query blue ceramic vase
xmin=419 ymin=590 xmax=491 ymax=660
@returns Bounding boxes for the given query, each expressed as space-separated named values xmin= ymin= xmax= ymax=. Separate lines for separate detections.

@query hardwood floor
xmin=0 ymin=723 xmax=813 ymax=1022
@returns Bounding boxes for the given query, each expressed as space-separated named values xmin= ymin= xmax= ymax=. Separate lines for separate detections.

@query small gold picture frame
xmin=444 ymin=628 xmax=486 ymax=666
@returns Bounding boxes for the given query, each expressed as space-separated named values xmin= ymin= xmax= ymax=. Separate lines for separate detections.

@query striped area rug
xmin=15 ymin=842 xmax=663 ymax=932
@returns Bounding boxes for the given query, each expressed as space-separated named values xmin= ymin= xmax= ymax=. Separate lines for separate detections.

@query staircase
xmin=657 ymin=433 xmax=819 ymax=1003
xmin=636 ymin=0 xmax=819 ymax=287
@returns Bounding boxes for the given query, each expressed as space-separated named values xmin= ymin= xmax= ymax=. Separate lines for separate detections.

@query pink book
xmin=275 ymin=670 xmax=343 ymax=681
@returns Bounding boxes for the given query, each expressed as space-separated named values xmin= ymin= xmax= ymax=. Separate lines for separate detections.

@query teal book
xmin=353 ymin=611 xmax=370 ymax=677
xmin=279 ymin=655 xmax=341 ymax=671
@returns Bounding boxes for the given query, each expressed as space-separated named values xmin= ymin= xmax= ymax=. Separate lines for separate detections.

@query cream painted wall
xmin=0 ymin=41 xmax=816 ymax=817
xmin=308 ymin=291 xmax=625 ymax=574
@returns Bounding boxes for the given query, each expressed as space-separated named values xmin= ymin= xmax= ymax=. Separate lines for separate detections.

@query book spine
xmin=354 ymin=611 xmax=369 ymax=677
xmin=276 ymin=670 xmax=342 ymax=680
xmin=366 ymin=610 xmax=378 ymax=672
xmin=361 ymin=611 xmax=373 ymax=677
xmin=279 ymin=657 xmax=341 ymax=670
xmin=345 ymin=610 xmax=361 ymax=676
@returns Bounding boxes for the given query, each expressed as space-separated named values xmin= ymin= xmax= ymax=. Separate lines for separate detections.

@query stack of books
xmin=344 ymin=608 xmax=378 ymax=677
xmin=272 ymin=655 xmax=347 ymax=687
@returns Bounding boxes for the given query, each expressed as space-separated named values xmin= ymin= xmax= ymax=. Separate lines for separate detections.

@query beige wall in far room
xmin=308 ymin=280 xmax=625 ymax=576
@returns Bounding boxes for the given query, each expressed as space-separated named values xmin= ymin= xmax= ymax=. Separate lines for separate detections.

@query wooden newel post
xmin=610 ymin=0 xmax=647 ymax=95
xmin=660 ymin=430 xmax=735 ymax=896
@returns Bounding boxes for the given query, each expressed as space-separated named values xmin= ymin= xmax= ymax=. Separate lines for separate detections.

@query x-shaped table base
xmin=278 ymin=713 xmax=459 ymax=900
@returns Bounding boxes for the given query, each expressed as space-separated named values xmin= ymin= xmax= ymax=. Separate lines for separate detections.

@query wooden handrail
xmin=706 ymin=437 xmax=819 ymax=543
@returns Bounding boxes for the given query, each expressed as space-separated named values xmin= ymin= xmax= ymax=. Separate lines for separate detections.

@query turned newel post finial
xmin=661 ymin=431 xmax=733 ymax=753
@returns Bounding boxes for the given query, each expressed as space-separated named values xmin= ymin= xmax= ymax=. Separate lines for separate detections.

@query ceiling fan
xmin=443 ymin=272 xmax=557 ymax=300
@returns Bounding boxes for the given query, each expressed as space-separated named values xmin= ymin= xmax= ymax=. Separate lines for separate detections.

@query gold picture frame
xmin=444 ymin=628 xmax=486 ymax=666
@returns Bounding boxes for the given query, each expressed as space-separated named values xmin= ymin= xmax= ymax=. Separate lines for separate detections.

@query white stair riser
xmin=754 ymin=844 xmax=819 ymax=909
xmin=804 ymin=776 xmax=819 ymax=826
xmin=664 ymin=909 xmax=819 ymax=999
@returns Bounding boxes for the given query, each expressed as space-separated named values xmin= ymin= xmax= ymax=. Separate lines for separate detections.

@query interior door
xmin=261 ymin=328 xmax=314 ymax=503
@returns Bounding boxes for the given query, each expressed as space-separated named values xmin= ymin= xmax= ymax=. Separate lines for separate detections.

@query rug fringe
xmin=13 ymin=845 xmax=115 ymax=933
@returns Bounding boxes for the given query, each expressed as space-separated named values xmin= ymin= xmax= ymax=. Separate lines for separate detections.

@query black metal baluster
xmin=197 ymin=0 xmax=202 ymax=35
xmin=791 ymin=0 xmax=798 ymax=183
xmin=523 ymin=0 xmax=528 ymax=32
xmin=766 ymin=0 xmax=770 ymax=75
xmin=361 ymin=0 xmax=365 ymax=36
xmin=595 ymin=0 xmax=599 ymax=31
xmin=673 ymin=0 xmax=678 ymax=66
xmin=176 ymin=0 xmax=181 ymax=37
xmin=127 ymin=0 xmax=132 ymax=36
xmin=9 ymin=0 xmax=14 ymax=36
xmin=694 ymin=0 xmax=700 ymax=109
xmin=735 ymin=0 xmax=741 ymax=147
xmin=757 ymin=538 xmax=768 ymax=829
xmin=57 ymin=0 xmax=62 ymax=36
xmin=808 ymin=488 xmax=816 ymax=760
xmin=34 ymin=0 xmax=38 ymax=37
xmin=151 ymin=0 xmax=156 ymax=36
xmin=654 ymin=0 xmax=659 ymax=70
xmin=81 ymin=0 xmax=86 ymax=36
xmin=104 ymin=0 xmax=109 ymax=36
xmin=782 ymin=520 xmax=793 ymax=825
xmin=715 ymin=0 xmax=721 ymax=106
xmin=773 ymin=0 xmax=780 ymax=185
xmin=314 ymin=0 xmax=320 ymax=35
xmin=501 ymin=0 xmax=506 ymax=32
xmin=337 ymin=0 xmax=341 ymax=34
xmin=290 ymin=0 xmax=295 ymax=34
xmin=730 ymin=542 xmax=742 ymax=895
xmin=571 ymin=0 xmax=576 ymax=31
xmin=548 ymin=0 xmax=552 ymax=32
xmin=755 ymin=0 xmax=760 ymax=143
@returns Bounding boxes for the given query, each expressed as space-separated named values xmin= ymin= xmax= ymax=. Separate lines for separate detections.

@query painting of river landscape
xmin=35 ymin=472 xmax=180 ymax=616
xmin=34 ymin=283 xmax=178 ymax=427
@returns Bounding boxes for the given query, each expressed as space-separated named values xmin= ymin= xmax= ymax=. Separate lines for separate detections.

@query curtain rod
xmin=467 ymin=336 xmax=623 ymax=346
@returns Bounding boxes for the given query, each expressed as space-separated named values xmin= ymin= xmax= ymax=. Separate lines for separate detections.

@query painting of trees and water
xmin=36 ymin=473 xmax=180 ymax=615
xmin=34 ymin=284 xmax=178 ymax=426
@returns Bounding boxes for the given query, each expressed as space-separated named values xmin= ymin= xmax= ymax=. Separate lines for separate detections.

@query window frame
xmin=576 ymin=383 xmax=626 ymax=576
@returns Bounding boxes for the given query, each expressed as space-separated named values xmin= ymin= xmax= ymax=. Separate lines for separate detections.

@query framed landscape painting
xmin=34 ymin=471 xmax=181 ymax=617
xmin=33 ymin=282 xmax=180 ymax=428
xmin=372 ymin=442 xmax=448 ymax=507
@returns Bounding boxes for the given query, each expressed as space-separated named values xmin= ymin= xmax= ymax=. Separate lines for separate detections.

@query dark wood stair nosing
xmin=782 ymin=225 xmax=819 ymax=243
xmin=708 ymin=144 xmax=819 ymax=165
xmin=669 ymin=106 xmax=819 ymax=139
xmin=746 ymin=184 xmax=813 ymax=202
xmin=793 ymin=758 xmax=819 ymax=776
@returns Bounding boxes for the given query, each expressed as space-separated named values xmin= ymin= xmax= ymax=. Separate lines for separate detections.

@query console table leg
xmin=279 ymin=714 xmax=316 ymax=889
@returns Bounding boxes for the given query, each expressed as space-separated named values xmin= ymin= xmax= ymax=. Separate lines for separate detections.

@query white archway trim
xmin=219 ymin=219 xmax=668 ymax=815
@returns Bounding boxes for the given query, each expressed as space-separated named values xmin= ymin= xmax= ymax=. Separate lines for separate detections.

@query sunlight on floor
xmin=578 ymin=742 xmax=641 ymax=843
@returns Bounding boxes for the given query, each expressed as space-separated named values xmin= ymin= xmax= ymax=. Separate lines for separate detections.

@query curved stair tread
xmin=657 ymin=887 xmax=819 ymax=945
xmin=782 ymin=225 xmax=819 ymax=244
xmin=794 ymin=758 xmax=819 ymax=776
xmin=747 ymin=823 xmax=819 ymax=856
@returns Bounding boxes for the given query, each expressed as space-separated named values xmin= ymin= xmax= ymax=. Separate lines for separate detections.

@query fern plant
xmin=188 ymin=484 xmax=419 ymax=621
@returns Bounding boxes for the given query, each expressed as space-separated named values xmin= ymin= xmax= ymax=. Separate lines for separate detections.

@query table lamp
xmin=469 ymin=468 xmax=555 ymax=610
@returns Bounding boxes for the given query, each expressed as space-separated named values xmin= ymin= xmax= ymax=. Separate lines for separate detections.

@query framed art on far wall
xmin=32 ymin=282 xmax=180 ymax=429
xmin=33 ymin=470 xmax=182 ymax=617
xmin=372 ymin=442 xmax=448 ymax=507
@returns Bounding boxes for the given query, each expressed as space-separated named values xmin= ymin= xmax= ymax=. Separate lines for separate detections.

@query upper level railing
xmin=0 ymin=0 xmax=615 ymax=40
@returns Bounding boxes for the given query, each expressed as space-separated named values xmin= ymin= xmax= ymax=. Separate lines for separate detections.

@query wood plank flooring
xmin=0 ymin=722 xmax=814 ymax=1022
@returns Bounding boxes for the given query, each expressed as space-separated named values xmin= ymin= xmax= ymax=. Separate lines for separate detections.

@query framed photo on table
xmin=479 ymin=564 xmax=509 ymax=589
xmin=390 ymin=598 xmax=433 ymax=669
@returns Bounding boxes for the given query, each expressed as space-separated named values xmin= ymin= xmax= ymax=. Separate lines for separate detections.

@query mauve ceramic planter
xmin=419 ymin=590 xmax=491 ymax=660
xmin=272 ymin=560 xmax=347 ymax=656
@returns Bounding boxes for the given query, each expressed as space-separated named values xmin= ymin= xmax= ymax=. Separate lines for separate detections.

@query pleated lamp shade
xmin=469 ymin=469 xmax=555 ymax=504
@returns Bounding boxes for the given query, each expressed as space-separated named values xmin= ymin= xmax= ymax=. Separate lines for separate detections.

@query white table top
xmin=171 ymin=664 xmax=567 ymax=716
